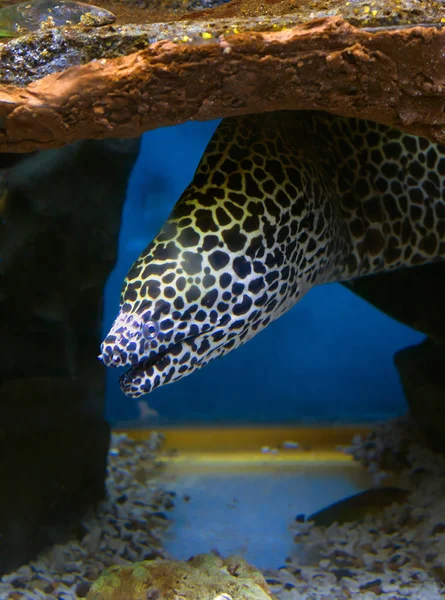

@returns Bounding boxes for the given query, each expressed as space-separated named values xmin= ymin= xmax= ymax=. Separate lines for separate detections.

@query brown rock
xmin=87 ymin=554 xmax=276 ymax=599
xmin=359 ymin=579 xmax=383 ymax=595
xmin=2 ymin=0 xmax=445 ymax=151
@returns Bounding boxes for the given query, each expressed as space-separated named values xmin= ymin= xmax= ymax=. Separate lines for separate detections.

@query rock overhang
xmin=1 ymin=0 xmax=445 ymax=151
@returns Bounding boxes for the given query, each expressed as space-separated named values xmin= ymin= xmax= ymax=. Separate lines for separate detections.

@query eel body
xmin=101 ymin=111 xmax=445 ymax=397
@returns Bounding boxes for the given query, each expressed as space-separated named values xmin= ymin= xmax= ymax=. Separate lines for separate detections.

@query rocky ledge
xmin=1 ymin=0 xmax=445 ymax=151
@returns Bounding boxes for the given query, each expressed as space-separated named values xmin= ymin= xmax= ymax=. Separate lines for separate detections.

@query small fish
xmin=0 ymin=0 xmax=115 ymax=37
xmin=307 ymin=487 xmax=409 ymax=527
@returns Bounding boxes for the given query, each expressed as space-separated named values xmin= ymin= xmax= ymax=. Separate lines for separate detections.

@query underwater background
xmin=103 ymin=120 xmax=424 ymax=427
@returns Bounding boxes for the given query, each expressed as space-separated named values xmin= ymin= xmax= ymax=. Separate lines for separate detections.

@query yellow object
xmin=116 ymin=425 xmax=371 ymax=453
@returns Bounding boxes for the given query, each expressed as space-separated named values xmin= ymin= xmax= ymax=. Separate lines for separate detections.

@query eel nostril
xmin=112 ymin=350 xmax=122 ymax=364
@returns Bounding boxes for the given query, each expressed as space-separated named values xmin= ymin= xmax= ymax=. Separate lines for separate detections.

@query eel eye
xmin=142 ymin=320 xmax=159 ymax=340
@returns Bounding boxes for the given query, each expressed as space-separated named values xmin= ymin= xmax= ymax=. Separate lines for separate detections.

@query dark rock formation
xmin=343 ymin=263 xmax=445 ymax=344
xmin=395 ymin=340 xmax=445 ymax=452
xmin=343 ymin=263 xmax=445 ymax=447
xmin=1 ymin=0 xmax=445 ymax=151
xmin=0 ymin=136 xmax=140 ymax=574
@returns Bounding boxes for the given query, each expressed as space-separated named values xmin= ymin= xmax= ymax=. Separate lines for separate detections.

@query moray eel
xmin=101 ymin=111 xmax=445 ymax=398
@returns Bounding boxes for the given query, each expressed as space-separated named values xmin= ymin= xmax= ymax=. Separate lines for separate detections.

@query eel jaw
xmin=119 ymin=357 xmax=169 ymax=398
xmin=118 ymin=334 xmax=207 ymax=398
xmin=115 ymin=332 xmax=215 ymax=398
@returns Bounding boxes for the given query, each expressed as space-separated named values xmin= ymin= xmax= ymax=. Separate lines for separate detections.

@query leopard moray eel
xmin=101 ymin=110 xmax=445 ymax=398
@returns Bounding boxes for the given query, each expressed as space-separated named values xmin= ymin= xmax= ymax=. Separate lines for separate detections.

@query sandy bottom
xmin=1 ymin=418 xmax=445 ymax=599
xmin=161 ymin=456 xmax=374 ymax=569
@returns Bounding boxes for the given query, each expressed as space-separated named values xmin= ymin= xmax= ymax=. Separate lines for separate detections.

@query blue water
xmin=103 ymin=121 xmax=424 ymax=426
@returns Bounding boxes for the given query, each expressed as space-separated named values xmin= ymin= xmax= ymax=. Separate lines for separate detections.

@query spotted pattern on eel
xmin=100 ymin=111 xmax=445 ymax=397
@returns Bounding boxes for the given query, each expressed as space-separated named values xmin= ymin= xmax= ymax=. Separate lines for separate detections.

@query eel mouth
xmin=117 ymin=331 xmax=208 ymax=397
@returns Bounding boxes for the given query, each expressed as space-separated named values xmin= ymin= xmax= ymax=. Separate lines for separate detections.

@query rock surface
xmin=342 ymin=262 xmax=445 ymax=344
xmin=87 ymin=554 xmax=276 ymax=600
xmin=0 ymin=136 xmax=140 ymax=574
xmin=395 ymin=339 xmax=445 ymax=451
xmin=343 ymin=263 xmax=445 ymax=447
xmin=1 ymin=0 xmax=445 ymax=150
xmin=0 ymin=377 xmax=110 ymax=575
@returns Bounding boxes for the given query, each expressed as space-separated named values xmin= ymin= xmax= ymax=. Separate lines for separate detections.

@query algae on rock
xmin=87 ymin=554 xmax=276 ymax=600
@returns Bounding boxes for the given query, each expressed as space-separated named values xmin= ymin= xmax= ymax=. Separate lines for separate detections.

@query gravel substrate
xmin=264 ymin=417 xmax=445 ymax=599
xmin=2 ymin=418 xmax=445 ymax=599
xmin=0 ymin=432 xmax=170 ymax=599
